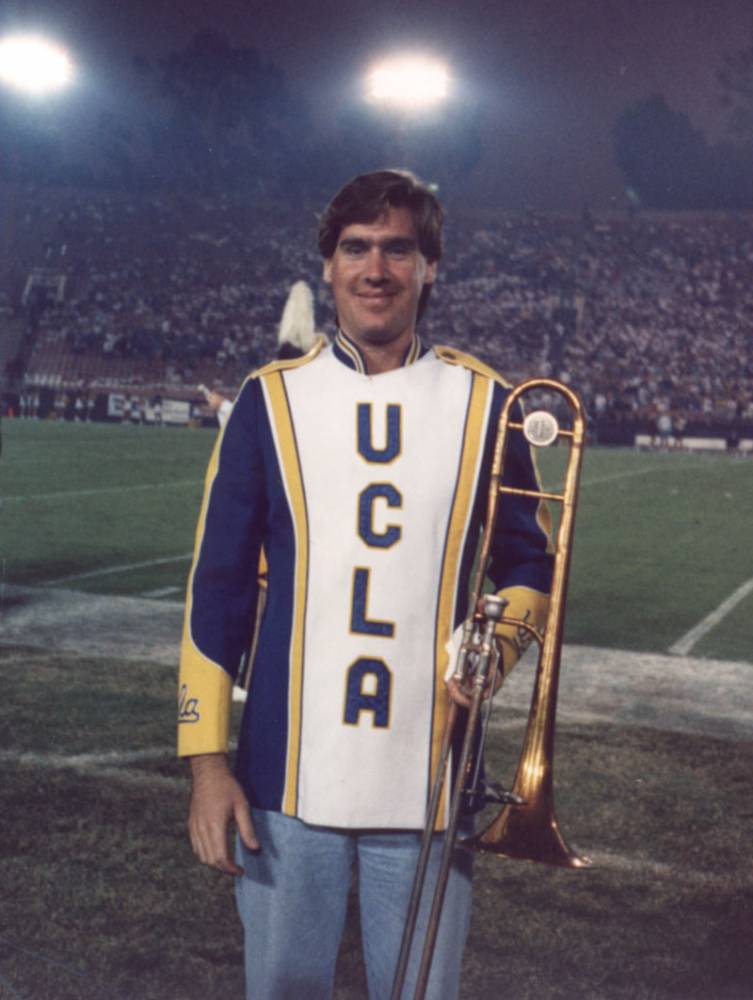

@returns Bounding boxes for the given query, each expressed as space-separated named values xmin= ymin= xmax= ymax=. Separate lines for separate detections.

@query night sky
xmin=4 ymin=0 xmax=753 ymax=209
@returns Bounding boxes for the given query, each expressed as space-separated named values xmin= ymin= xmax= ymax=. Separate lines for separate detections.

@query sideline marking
xmin=0 ymin=748 xmax=172 ymax=767
xmin=580 ymin=466 xmax=656 ymax=487
xmin=542 ymin=465 xmax=659 ymax=493
xmin=0 ymin=747 xmax=185 ymax=791
xmin=668 ymin=577 xmax=753 ymax=655
xmin=1 ymin=479 xmax=202 ymax=503
xmin=590 ymin=849 xmax=753 ymax=889
xmin=42 ymin=553 xmax=193 ymax=586
xmin=142 ymin=585 xmax=184 ymax=598
xmin=1 ymin=744 xmax=233 ymax=793
xmin=4 ymin=749 xmax=751 ymax=889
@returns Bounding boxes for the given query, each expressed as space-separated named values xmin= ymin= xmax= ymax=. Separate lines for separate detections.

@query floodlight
xmin=366 ymin=54 xmax=450 ymax=111
xmin=0 ymin=34 xmax=74 ymax=96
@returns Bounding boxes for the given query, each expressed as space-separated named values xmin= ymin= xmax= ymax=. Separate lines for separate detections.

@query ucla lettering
xmin=178 ymin=684 xmax=200 ymax=724
xmin=350 ymin=567 xmax=395 ymax=637
xmin=357 ymin=403 xmax=401 ymax=463
xmin=345 ymin=403 xmax=401 ymax=728
xmin=515 ymin=608 xmax=535 ymax=655
xmin=358 ymin=483 xmax=403 ymax=548
xmin=344 ymin=657 xmax=392 ymax=727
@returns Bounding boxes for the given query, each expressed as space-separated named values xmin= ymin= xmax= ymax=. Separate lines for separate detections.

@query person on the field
xmin=178 ymin=170 xmax=553 ymax=999
xmin=201 ymin=280 xmax=324 ymax=431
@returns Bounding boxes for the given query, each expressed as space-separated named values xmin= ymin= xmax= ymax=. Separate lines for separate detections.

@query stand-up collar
xmin=333 ymin=329 xmax=429 ymax=374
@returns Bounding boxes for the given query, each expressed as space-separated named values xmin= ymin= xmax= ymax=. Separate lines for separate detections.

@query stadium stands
xmin=3 ymin=185 xmax=752 ymax=440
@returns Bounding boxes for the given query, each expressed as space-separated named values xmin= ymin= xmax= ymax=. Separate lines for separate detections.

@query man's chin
xmin=342 ymin=321 xmax=408 ymax=347
xmin=358 ymin=327 xmax=402 ymax=345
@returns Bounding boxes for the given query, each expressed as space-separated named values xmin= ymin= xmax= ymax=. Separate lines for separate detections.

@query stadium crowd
xmin=6 ymin=186 xmax=753 ymax=433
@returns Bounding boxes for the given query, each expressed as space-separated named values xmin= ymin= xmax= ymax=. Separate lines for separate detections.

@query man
xmin=178 ymin=170 xmax=552 ymax=999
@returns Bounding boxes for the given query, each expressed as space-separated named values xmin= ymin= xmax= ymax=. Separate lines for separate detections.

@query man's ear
xmin=323 ymin=258 xmax=332 ymax=284
xmin=424 ymin=260 xmax=438 ymax=285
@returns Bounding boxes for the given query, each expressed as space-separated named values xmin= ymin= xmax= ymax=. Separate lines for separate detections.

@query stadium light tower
xmin=365 ymin=53 xmax=451 ymax=112
xmin=0 ymin=33 xmax=75 ymax=379
xmin=0 ymin=33 xmax=74 ymax=96
xmin=363 ymin=52 xmax=451 ymax=176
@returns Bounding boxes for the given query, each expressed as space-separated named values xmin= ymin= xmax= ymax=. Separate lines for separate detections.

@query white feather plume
xmin=278 ymin=281 xmax=322 ymax=353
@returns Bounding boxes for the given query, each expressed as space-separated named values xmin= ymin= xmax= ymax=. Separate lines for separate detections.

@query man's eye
xmin=342 ymin=243 xmax=367 ymax=256
xmin=386 ymin=244 xmax=412 ymax=258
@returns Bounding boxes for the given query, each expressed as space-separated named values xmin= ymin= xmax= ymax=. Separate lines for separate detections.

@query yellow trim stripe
xmin=253 ymin=335 xmax=326 ymax=378
xmin=434 ymin=344 xmax=512 ymax=388
xmin=437 ymin=342 xmax=553 ymax=556
xmin=405 ymin=335 xmax=420 ymax=366
xmin=263 ymin=371 xmax=310 ymax=815
xmin=431 ymin=372 xmax=490 ymax=827
xmin=335 ymin=330 xmax=366 ymax=373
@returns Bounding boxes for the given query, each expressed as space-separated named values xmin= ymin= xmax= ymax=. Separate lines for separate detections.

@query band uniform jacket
xmin=178 ymin=332 xmax=553 ymax=830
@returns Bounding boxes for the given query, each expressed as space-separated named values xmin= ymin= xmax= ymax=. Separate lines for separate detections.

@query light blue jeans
xmin=235 ymin=809 xmax=474 ymax=1000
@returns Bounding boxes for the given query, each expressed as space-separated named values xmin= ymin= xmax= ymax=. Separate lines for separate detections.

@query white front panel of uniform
xmin=283 ymin=351 xmax=476 ymax=828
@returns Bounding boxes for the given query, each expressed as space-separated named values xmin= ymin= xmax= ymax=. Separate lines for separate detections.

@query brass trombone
xmin=391 ymin=377 xmax=590 ymax=1000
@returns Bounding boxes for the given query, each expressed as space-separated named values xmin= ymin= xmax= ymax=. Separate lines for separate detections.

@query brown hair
xmin=318 ymin=169 xmax=443 ymax=263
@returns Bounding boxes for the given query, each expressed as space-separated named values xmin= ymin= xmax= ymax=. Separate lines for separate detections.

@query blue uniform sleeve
xmin=177 ymin=376 xmax=266 ymax=756
xmin=485 ymin=389 xmax=554 ymax=673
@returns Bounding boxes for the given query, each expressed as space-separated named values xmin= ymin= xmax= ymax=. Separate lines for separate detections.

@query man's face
xmin=323 ymin=206 xmax=437 ymax=349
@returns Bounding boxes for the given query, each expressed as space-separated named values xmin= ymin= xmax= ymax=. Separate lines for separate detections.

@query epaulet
xmin=250 ymin=335 xmax=327 ymax=380
xmin=433 ymin=345 xmax=512 ymax=389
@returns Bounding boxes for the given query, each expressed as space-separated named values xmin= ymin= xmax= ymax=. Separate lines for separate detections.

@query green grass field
xmin=1 ymin=419 xmax=752 ymax=1000
xmin=3 ymin=418 xmax=753 ymax=660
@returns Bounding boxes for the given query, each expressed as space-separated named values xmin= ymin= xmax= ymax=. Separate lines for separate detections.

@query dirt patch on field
xmin=501 ymin=642 xmax=753 ymax=742
xmin=1 ymin=583 xmax=751 ymax=742
xmin=0 ymin=583 xmax=183 ymax=666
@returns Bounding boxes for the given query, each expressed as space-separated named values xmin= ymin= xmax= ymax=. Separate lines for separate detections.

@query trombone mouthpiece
xmin=482 ymin=595 xmax=508 ymax=622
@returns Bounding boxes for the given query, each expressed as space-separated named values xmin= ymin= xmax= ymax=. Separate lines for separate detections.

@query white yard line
xmin=668 ymin=577 xmax=753 ymax=655
xmin=0 ymin=748 xmax=172 ymax=767
xmin=141 ymin=585 xmax=185 ymax=598
xmin=42 ymin=553 xmax=193 ymax=585
xmin=0 ymin=747 xmax=186 ymax=791
xmin=541 ymin=464 xmax=659 ymax=493
xmin=3 ymin=748 xmax=750 ymax=889
xmin=580 ymin=465 xmax=657 ymax=487
xmin=590 ymin=849 xmax=753 ymax=888
xmin=0 ymin=744 xmax=240 ymax=793
xmin=1 ymin=479 xmax=202 ymax=503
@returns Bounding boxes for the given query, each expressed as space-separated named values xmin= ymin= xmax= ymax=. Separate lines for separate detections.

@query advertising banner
xmin=162 ymin=399 xmax=192 ymax=425
xmin=107 ymin=394 xmax=126 ymax=418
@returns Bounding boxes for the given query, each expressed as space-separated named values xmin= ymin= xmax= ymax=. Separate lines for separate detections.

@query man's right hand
xmin=188 ymin=753 xmax=259 ymax=876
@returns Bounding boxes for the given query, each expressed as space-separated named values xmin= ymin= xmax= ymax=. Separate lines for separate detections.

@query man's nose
xmin=363 ymin=249 xmax=389 ymax=283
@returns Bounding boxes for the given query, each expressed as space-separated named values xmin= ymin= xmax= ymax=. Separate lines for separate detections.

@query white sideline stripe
xmin=4 ymin=747 xmax=750 ymax=889
xmin=668 ymin=577 xmax=753 ymax=655
xmin=0 ymin=744 xmax=240 ymax=793
xmin=1 ymin=479 xmax=202 ymax=503
xmin=590 ymin=850 xmax=753 ymax=889
xmin=142 ymin=585 xmax=184 ymax=598
xmin=580 ymin=466 xmax=656 ymax=487
xmin=542 ymin=465 xmax=659 ymax=493
xmin=42 ymin=553 xmax=193 ymax=585
xmin=0 ymin=748 xmax=173 ymax=767
xmin=0 ymin=747 xmax=186 ymax=791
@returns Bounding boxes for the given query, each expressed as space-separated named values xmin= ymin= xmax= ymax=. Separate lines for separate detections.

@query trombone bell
xmin=462 ymin=715 xmax=592 ymax=867
xmin=462 ymin=378 xmax=591 ymax=868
